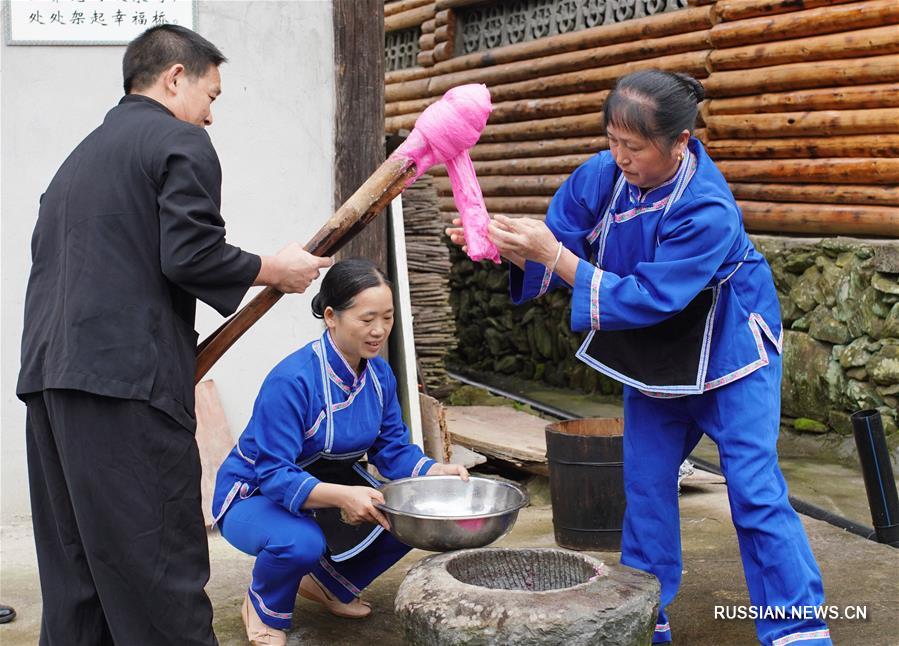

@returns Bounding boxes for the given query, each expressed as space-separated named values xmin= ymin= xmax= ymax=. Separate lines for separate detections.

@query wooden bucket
xmin=545 ymin=418 xmax=625 ymax=551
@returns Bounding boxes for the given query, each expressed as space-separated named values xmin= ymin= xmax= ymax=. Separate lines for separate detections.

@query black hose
xmin=851 ymin=410 xmax=899 ymax=547
xmin=447 ymin=370 xmax=882 ymax=544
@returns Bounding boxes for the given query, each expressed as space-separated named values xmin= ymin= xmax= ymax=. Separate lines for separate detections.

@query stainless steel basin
xmin=377 ymin=475 xmax=528 ymax=551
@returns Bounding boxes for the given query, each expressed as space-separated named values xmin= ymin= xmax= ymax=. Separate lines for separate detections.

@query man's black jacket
xmin=18 ymin=94 xmax=261 ymax=429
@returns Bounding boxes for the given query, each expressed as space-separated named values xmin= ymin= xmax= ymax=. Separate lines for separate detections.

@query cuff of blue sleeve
xmin=288 ymin=475 xmax=322 ymax=514
xmin=412 ymin=457 xmax=437 ymax=478
xmin=510 ymin=260 xmax=548 ymax=305
xmin=571 ymin=258 xmax=603 ymax=332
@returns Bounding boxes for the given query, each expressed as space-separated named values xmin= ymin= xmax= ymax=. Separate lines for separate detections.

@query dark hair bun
xmin=311 ymin=293 xmax=326 ymax=319
xmin=674 ymin=73 xmax=705 ymax=102
xmin=309 ymin=257 xmax=391 ymax=320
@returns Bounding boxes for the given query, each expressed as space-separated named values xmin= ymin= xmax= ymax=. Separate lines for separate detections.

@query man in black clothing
xmin=17 ymin=25 xmax=331 ymax=645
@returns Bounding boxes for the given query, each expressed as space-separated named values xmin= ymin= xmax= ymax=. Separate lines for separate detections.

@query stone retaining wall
xmin=448 ymin=236 xmax=899 ymax=441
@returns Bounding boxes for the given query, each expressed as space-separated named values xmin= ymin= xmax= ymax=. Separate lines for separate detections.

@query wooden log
xmin=738 ymin=201 xmax=899 ymax=237
xmin=387 ymin=90 xmax=611 ymax=128
xmin=386 ymin=96 xmax=434 ymax=118
xmin=421 ymin=18 xmax=435 ymax=33
xmin=430 ymin=154 xmax=592 ymax=176
xmin=419 ymin=32 xmax=436 ymax=50
xmin=705 ymin=108 xmax=899 ymax=138
xmin=435 ymin=9 xmax=451 ymax=27
xmin=435 ymin=21 xmax=454 ymax=42
xmin=385 ymin=0 xmax=432 ymax=18
xmin=433 ymin=41 xmax=454 ymax=63
xmin=704 ymin=83 xmax=899 ymax=115
xmin=480 ymin=113 xmax=605 ymax=143
xmin=486 ymin=50 xmax=711 ymax=103
xmin=416 ymin=50 xmax=435 ymax=68
xmin=717 ymin=159 xmax=899 ymax=185
xmin=426 ymin=30 xmax=711 ymax=97
xmin=729 ymin=183 xmax=899 ymax=206
xmin=385 ymin=4 xmax=435 ymax=32
xmin=439 ymin=195 xmax=553 ymax=214
xmin=706 ymin=134 xmax=899 ymax=159
xmin=398 ymin=6 xmax=714 ymax=79
xmin=435 ymin=0 xmax=481 ymax=9
xmin=713 ymin=0 xmax=857 ymax=23
xmin=470 ymin=137 xmax=608 ymax=161
xmin=384 ymin=66 xmax=432 ymax=84
xmin=710 ymin=0 xmax=899 ymax=48
xmin=434 ymin=174 xmax=568 ymax=197
xmin=709 ymin=25 xmax=899 ymax=72
xmin=490 ymin=90 xmax=611 ymax=123
xmin=703 ymin=54 xmax=899 ymax=98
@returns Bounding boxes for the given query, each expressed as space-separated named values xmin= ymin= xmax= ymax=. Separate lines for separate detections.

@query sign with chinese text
xmin=5 ymin=0 xmax=196 ymax=45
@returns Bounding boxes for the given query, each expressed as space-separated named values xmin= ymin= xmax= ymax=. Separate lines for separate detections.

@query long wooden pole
xmin=195 ymin=158 xmax=417 ymax=382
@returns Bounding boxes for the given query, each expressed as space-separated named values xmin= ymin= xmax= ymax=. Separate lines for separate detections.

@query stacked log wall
xmin=384 ymin=0 xmax=899 ymax=439
xmin=384 ymin=0 xmax=899 ymax=236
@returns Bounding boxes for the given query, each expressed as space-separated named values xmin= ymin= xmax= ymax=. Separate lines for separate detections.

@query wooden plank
xmin=334 ymin=0 xmax=387 ymax=269
xmin=445 ymin=405 xmax=549 ymax=474
xmin=195 ymin=380 xmax=234 ymax=529
xmin=388 ymin=195 xmax=424 ymax=448
xmin=420 ymin=393 xmax=452 ymax=463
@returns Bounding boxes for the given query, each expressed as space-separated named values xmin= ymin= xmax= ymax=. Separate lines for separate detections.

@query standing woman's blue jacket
xmin=512 ymin=137 xmax=783 ymax=395
xmin=212 ymin=331 xmax=435 ymax=526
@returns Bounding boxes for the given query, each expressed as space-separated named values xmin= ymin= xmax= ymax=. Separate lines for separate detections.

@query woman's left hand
xmin=488 ymin=215 xmax=559 ymax=266
xmin=426 ymin=462 xmax=470 ymax=481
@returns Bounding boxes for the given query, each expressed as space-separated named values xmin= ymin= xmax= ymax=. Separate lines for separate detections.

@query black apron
xmin=303 ymin=456 xmax=384 ymax=562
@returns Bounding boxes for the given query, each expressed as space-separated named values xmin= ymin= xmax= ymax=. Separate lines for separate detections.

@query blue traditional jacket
xmin=511 ymin=138 xmax=782 ymax=396
xmin=212 ymin=331 xmax=435 ymax=528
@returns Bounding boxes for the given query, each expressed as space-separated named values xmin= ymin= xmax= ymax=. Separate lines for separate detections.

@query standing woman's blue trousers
xmin=220 ymin=495 xmax=410 ymax=630
xmin=621 ymin=352 xmax=832 ymax=646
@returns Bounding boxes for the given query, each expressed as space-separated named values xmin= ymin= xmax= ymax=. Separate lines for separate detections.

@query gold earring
xmin=678 ymin=152 xmax=684 ymax=162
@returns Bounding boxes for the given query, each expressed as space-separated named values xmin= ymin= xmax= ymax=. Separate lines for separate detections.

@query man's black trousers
xmin=25 ymin=389 xmax=217 ymax=646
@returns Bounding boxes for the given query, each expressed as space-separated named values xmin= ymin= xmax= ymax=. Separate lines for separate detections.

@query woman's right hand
xmin=339 ymin=486 xmax=390 ymax=530
xmin=446 ymin=217 xmax=526 ymax=268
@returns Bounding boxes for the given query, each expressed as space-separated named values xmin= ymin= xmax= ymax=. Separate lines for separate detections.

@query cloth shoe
xmin=241 ymin=591 xmax=287 ymax=646
xmin=298 ymin=575 xmax=372 ymax=618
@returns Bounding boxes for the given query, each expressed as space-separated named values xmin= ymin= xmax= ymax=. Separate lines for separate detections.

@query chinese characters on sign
xmin=6 ymin=0 xmax=196 ymax=45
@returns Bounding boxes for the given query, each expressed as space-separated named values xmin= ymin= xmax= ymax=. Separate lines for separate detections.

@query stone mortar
xmin=395 ymin=548 xmax=659 ymax=646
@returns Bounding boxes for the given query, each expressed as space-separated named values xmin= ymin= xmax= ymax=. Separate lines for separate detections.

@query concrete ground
xmin=2 ymin=473 xmax=897 ymax=645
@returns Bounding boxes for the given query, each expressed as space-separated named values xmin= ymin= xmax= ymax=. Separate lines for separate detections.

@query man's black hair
xmin=123 ymin=24 xmax=226 ymax=94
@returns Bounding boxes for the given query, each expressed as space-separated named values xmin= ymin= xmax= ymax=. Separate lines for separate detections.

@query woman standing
xmin=449 ymin=71 xmax=831 ymax=646
xmin=212 ymin=259 xmax=467 ymax=645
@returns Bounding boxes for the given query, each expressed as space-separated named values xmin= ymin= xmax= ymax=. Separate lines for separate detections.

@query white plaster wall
xmin=1 ymin=0 xmax=334 ymax=523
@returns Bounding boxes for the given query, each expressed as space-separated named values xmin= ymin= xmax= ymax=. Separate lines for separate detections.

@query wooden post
xmin=334 ymin=0 xmax=387 ymax=269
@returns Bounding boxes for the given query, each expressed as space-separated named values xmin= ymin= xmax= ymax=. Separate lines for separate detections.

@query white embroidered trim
xmin=305 ymin=410 xmax=326 ymax=439
xmin=249 ymin=586 xmax=292 ymax=620
xmin=211 ymin=480 xmax=242 ymax=528
xmin=330 ymin=526 xmax=385 ymax=562
xmin=537 ymin=264 xmax=553 ymax=297
xmin=655 ymin=622 xmax=671 ymax=632
xmin=237 ymin=442 xmax=256 ymax=465
xmin=590 ymin=267 xmax=603 ymax=330
xmin=318 ymin=557 xmax=362 ymax=596
xmin=411 ymin=457 xmax=430 ymax=478
xmin=772 ymin=629 xmax=831 ymax=646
